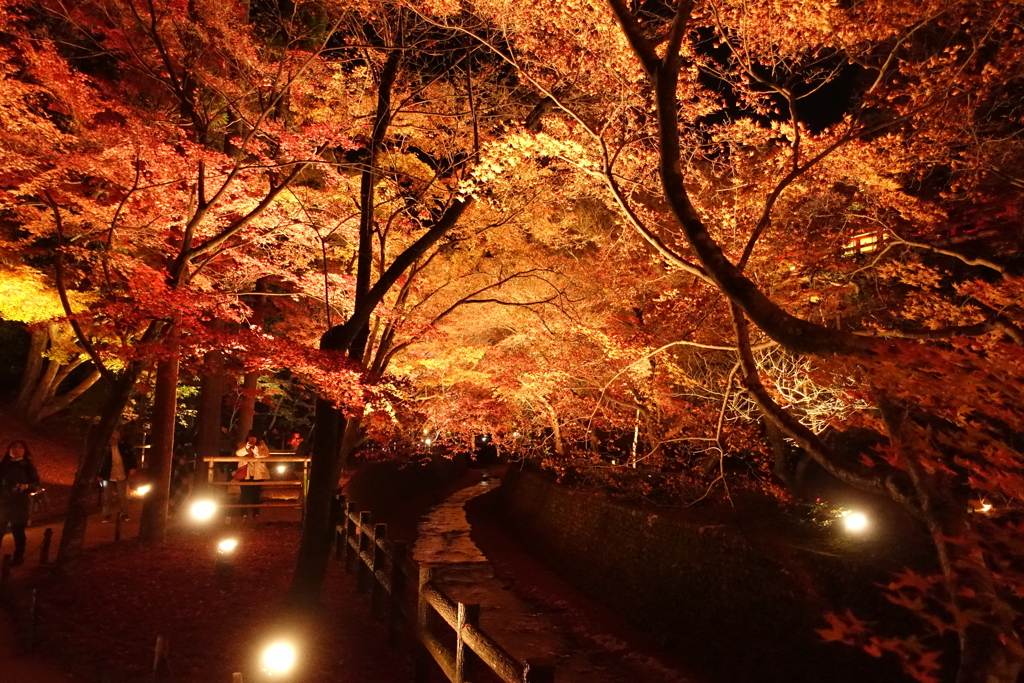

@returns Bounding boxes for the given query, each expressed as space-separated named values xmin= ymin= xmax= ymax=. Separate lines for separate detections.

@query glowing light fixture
xmin=424 ymin=438 xmax=432 ymax=445
xmin=261 ymin=642 xmax=296 ymax=676
xmin=843 ymin=511 xmax=868 ymax=532
xmin=190 ymin=500 xmax=216 ymax=521
xmin=136 ymin=484 xmax=152 ymax=496
xmin=277 ymin=465 xmax=286 ymax=473
xmin=218 ymin=538 xmax=238 ymax=554
xmin=513 ymin=432 xmax=520 ymax=437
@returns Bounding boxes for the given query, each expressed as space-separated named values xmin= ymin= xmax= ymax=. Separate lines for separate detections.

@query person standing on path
xmin=235 ymin=432 xmax=270 ymax=519
xmin=0 ymin=440 xmax=40 ymax=566
xmin=99 ymin=431 xmax=136 ymax=522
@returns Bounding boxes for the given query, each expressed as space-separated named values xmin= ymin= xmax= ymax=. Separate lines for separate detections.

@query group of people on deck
xmin=233 ymin=430 xmax=308 ymax=519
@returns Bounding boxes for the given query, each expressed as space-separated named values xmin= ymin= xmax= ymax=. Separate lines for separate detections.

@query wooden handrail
xmin=203 ymin=455 xmax=310 ymax=462
xmin=333 ymin=495 xmax=555 ymax=683
xmin=205 ymin=455 xmax=311 ymax=514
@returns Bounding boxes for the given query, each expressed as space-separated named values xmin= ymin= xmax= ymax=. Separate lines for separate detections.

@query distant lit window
xmin=843 ymin=232 xmax=886 ymax=256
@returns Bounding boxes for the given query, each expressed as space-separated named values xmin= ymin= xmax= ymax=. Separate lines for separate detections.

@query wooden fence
xmin=203 ymin=453 xmax=310 ymax=512
xmin=334 ymin=496 xmax=555 ymax=683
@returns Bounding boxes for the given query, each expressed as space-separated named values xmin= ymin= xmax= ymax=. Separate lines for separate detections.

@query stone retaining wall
xmin=497 ymin=468 xmax=917 ymax=683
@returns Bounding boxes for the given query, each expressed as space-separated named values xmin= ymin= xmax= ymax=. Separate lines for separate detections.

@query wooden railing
xmin=203 ymin=453 xmax=310 ymax=511
xmin=334 ymin=496 xmax=555 ymax=683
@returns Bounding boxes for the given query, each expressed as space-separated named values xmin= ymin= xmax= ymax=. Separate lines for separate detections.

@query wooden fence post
xmin=343 ymin=502 xmax=357 ymax=574
xmin=356 ymin=511 xmax=371 ymax=592
xmin=39 ymin=527 xmax=53 ymax=565
xmin=0 ymin=554 xmax=11 ymax=594
xmin=523 ymin=659 xmax=555 ymax=683
xmin=414 ymin=566 xmax=434 ymax=683
xmin=370 ymin=523 xmax=387 ymax=616
xmin=333 ymin=495 xmax=346 ymax=562
xmin=388 ymin=540 xmax=408 ymax=644
xmin=456 ymin=602 xmax=480 ymax=683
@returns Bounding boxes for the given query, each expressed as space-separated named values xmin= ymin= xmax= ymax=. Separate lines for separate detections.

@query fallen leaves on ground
xmin=36 ymin=524 xmax=413 ymax=683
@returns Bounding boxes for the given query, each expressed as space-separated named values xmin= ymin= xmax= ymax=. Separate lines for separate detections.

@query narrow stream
xmin=409 ymin=472 xmax=691 ymax=683
xmin=413 ymin=474 xmax=499 ymax=565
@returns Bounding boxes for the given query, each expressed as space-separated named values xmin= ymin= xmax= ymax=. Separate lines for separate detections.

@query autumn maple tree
xmin=4 ymin=0 xmax=1024 ymax=680
xmin=415 ymin=0 xmax=1024 ymax=681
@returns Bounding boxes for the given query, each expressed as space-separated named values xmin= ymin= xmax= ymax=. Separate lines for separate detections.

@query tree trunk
xmin=15 ymin=327 xmax=47 ymax=412
xmin=33 ymin=367 xmax=102 ymax=423
xmin=139 ymin=337 xmax=180 ymax=542
xmin=542 ymin=400 xmax=565 ymax=457
xmin=195 ymin=349 xmax=225 ymax=486
xmin=24 ymin=349 xmax=62 ymax=421
xmin=234 ymin=369 xmax=259 ymax=444
xmin=288 ymin=397 xmax=343 ymax=606
xmin=56 ymin=366 xmax=140 ymax=568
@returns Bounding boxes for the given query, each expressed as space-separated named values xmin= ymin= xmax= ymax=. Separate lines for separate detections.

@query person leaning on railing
xmin=234 ymin=432 xmax=270 ymax=519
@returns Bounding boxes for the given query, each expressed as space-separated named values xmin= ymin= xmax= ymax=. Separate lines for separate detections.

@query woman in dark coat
xmin=0 ymin=440 xmax=40 ymax=565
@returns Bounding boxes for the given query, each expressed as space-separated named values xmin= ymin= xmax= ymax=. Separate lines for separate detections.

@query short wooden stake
xmin=0 ymin=554 xmax=11 ymax=593
xmin=39 ymin=528 xmax=53 ymax=565
xmin=153 ymin=635 xmax=170 ymax=681
xmin=114 ymin=512 xmax=122 ymax=542
xmin=27 ymin=587 xmax=38 ymax=650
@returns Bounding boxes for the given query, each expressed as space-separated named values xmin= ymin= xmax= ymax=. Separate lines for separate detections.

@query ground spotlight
xmin=842 ymin=511 xmax=868 ymax=532
xmin=190 ymin=499 xmax=217 ymax=521
xmin=136 ymin=484 xmax=152 ymax=496
xmin=218 ymin=538 xmax=238 ymax=554
xmin=261 ymin=642 xmax=296 ymax=676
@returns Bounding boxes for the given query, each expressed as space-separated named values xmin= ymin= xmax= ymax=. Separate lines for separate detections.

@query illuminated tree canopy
xmin=2 ymin=1 xmax=1023 ymax=681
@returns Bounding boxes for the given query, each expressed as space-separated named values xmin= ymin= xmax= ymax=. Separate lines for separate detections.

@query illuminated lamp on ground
xmin=135 ymin=484 xmax=152 ymax=496
xmin=190 ymin=499 xmax=217 ymax=522
xmin=215 ymin=538 xmax=238 ymax=578
xmin=261 ymin=642 xmax=296 ymax=677
xmin=216 ymin=538 xmax=238 ymax=574
xmin=842 ymin=511 xmax=869 ymax=533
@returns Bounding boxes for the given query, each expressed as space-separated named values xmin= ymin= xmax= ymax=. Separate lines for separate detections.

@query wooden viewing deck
xmin=203 ymin=453 xmax=310 ymax=512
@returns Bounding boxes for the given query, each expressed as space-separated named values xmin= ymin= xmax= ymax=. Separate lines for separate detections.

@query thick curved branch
xmin=731 ymin=303 xmax=919 ymax=512
xmin=859 ymin=317 xmax=1024 ymax=345
xmin=606 ymin=1 xmax=876 ymax=356
xmin=599 ymin=141 xmax=713 ymax=284
xmin=45 ymin=193 xmax=115 ymax=384
xmin=320 ymin=197 xmax=474 ymax=354
xmin=890 ymin=232 xmax=1013 ymax=281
